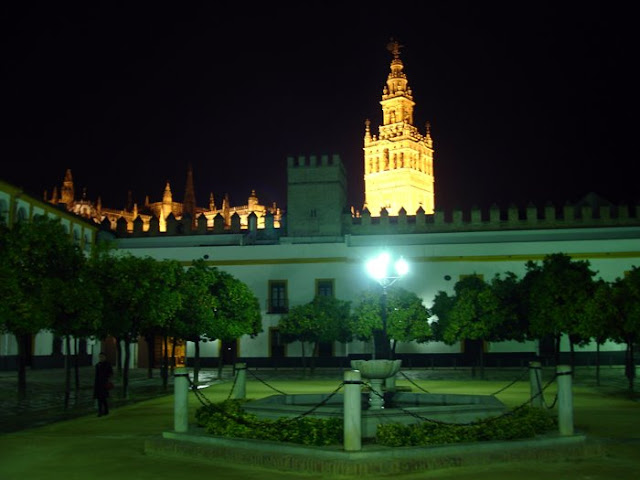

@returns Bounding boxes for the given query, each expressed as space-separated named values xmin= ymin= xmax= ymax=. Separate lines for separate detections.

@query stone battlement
xmin=347 ymin=199 xmax=640 ymax=235
xmin=109 ymin=196 xmax=640 ymax=239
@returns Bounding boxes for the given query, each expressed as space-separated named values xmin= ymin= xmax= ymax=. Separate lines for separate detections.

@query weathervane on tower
xmin=386 ymin=37 xmax=403 ymax=58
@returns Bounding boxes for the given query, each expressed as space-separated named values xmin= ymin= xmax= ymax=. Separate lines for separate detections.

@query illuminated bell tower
xmin=60 ymin=168 xmax=75 ymax=206
xmin=364 ymin=40 xmax=435 ymax=215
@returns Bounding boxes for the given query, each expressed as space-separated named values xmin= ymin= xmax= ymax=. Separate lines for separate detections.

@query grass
xmin=0 ymin=371 xmax=638 ymax=480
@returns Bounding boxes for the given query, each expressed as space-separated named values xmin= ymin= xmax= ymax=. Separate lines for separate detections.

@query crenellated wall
xmin=345 ymin=199 xmax=640 ymax=236
xmin=107 ymin=195 xmax=640 ymax=241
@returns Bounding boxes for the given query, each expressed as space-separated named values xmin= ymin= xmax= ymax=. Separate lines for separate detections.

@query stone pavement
xmin=0 ymin=365 xmax=230 ymax=433
xmin=0 ymin=364 xmax=633 ymax=434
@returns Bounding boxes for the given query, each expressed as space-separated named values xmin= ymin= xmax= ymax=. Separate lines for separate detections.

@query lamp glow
xmin=394 ymin=257 xmax=409 ymax=276
xmin=364 ymin=252 xmax=409 ymax=360
xmin=366 ymin=252 xmax=391 ymax=280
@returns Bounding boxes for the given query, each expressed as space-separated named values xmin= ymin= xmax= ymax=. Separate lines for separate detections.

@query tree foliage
xmin=350 ymin=286 xmax=431 ymax=355
xmin=523 ymin=253 xmax=598 ymax=363
xmin=90 ymin=252 xmax=176 ymax=397
xmin=0 ymin=215 xmax=88 ymax=398
xmin=207 ymin=268 xmax=262 ymax=343
xmin=605 ymin=268 xmax=640 ymax=391
xmin=279 ymin=296 xmax=352 ymax=348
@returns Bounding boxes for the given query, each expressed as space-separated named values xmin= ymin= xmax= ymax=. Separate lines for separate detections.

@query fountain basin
xmin=350 ymin=359 xmax=402 ymax=379
xmin=243 ymin=391 xmax=508 ymax=438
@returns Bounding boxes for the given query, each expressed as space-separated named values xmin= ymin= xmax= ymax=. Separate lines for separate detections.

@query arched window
xmin=16 ymin=206 xmax=28 ymax=222
xmin=0 ymin=199 xmax=8 ymax=223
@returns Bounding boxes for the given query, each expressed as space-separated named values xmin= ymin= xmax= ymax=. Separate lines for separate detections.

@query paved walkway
xmin=0 ymin=364 xmax=633 ymax=434
xmin=0 ymin=366 xmax=230 ymax=433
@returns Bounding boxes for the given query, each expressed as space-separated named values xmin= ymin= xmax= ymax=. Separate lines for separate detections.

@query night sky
xmin=1 ymin=2 xmax=634 ymax=215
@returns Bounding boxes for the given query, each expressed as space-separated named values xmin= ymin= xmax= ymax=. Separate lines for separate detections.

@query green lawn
xmin=1 ymin=375 xmax=638 ymax=480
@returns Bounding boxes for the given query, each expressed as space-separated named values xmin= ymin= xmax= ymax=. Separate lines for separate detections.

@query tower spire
xmin=363 ymin=41 xmax=435 ymax=215
xmin=182 ymin=163 xmax=197 ymax=226
xmin=60 ymin=168 xmax=74 ymax=205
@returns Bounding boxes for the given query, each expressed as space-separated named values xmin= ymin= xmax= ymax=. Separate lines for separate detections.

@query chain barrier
xmin=490 ymin=367 xmax=529 ymax=396
xmin=535 ymin=367 xmax=559 ymax=410
xmin=279 ymin=382 xmax=345 ymax=423
xmin=185 ymin=370 xmax=346 ymax=427
xmin=187 ymin=376 xmax=214 ymax=407
xmin=400 ymin=366 xmax=530 ymax=397
xmin=225 ymin=369 xmax=240 ymax=400
xmin=399 ymin=371 xmax=430 ymax=393
xmin=537 ymin=368 xmax=573 ymax=410
xmin=363 ymin=371 xmax=560 ymax=427
xmin=246 ymin=368 xmax=288 ymax=395
xmin=185 ymin=367 xmax=566 ymax=432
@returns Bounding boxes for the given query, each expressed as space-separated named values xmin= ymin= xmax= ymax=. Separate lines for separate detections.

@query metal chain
xmin=280 ymin=382 xmax=345 ymax=423
xmin=226 ymin=369 xmax=239 ymax=400
xmin=246 ymin=368 xmax=288 ymax=395
xmin=490 ymin=367 xmax=529 ymax=395
xmin=536 ymin=369 xmax=561 ymax=410
xmin=188 ymin=368 xmax=563 ymax=431
xmin=399 ymin=371 xmax=430 ymax=393
xmin=364 ymin=372 xmax=559 ymax=427
xmin=188 ymin=372 xmax=345 ymax=427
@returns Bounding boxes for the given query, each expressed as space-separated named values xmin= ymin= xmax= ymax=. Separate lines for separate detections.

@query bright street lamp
xmin=365 ymin=252 xmax=409 ymax=359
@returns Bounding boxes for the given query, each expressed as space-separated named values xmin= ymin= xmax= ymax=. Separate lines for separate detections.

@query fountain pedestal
xmin=350 ymin=359 xmax=402 ymax=410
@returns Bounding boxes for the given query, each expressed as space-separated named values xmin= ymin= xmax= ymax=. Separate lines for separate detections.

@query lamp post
xmin=366 ymin=252 xmax=409 ymax=360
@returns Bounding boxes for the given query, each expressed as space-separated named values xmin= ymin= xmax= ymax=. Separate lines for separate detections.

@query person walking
xmin=94 ymin=352 xmax=114 ymax=417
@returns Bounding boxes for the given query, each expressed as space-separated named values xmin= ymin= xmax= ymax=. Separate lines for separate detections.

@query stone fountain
xmin=243 ymin=363 xmax=507 ymax=438
xmin=350 ymin=359 xmax=401 ymax=409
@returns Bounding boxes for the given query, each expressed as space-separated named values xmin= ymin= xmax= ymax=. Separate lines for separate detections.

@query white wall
xmin=115 ymin=226 xmax=640 ymax=359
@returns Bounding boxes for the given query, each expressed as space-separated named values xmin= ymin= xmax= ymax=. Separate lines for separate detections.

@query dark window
xmin=316 ymin=279 xmax=334 ymax=297
xmin=268 ymin=280 xmax=288 ymax=313
xmin=270 ymin=328 xmax=286 ymax=358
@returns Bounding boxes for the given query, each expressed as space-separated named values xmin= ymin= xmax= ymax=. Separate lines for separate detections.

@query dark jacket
xmin=94 ymin=360 xmax=114 ymax=399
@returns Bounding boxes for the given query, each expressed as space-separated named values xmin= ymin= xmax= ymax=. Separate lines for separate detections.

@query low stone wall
xmin=145 ymin=429 xmax=599 ymax=475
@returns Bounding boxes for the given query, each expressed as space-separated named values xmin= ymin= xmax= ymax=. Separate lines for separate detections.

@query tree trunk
xmin=146 ymin=334 xmax=154 ymax=379
xmin=569 ymin=339 xmax=576 ymax=372
xmin=162 ymin=335 xmax=169 ymax=391
xmin=217 ymin=352 xmax=223 ymax=379
xmin=310 ymin=341 xmax=319 ymax=374
xmin=231 ymin=341 xmax=237 ymax=372
xmin=479 ymin=344 xmax=485 ymax=380
xmin=16 ymin=334 xmax=28 ymax=400
xmin=74 ymin=338 xmax=80 ymax=394
xmin=596 ymin=341 xmax=601 ymax=386
xmin=64 ymin=335 xmax=71 ymax=410
xmin=115 ymin=337 xmax=123 ymax=376
xmin=554 ymin=334 xmax=561 ymax=366
xmin=170 ymin=337 xmax=177 ymax=375
xmin=122 ymin=338 xmax=131 ymax=399
xmin=300 ymin=342 xmax=307 ymax=376
xmin=625 ymin=341 xmax=636 ymax=394
xmin=193 ymin=340 xmax=200 ymax=384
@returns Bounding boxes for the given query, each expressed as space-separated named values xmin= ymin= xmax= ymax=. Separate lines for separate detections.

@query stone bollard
xmin=529 ymin=361 xmax=542 ymax=408
xmin=231 ymin=362 xmax=247 ymax=399
xmin=344 ymin=369 xmax=362 ymax=452
xmin=557 ymin=365 xmax=574 ymax=435
xmin=173 ymin=367 xmax=189 ymax=433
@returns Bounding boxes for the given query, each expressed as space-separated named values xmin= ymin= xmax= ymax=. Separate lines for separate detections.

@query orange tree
xmin=279 ymin=295 xmax=352 ymax=372
xmin=0 ymin=215 xmax=86 ymax=399
xmin=350 ymin=286 xmax=430 ymax=359
xmin=523 ymin=253 xmax=598 ymax=366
